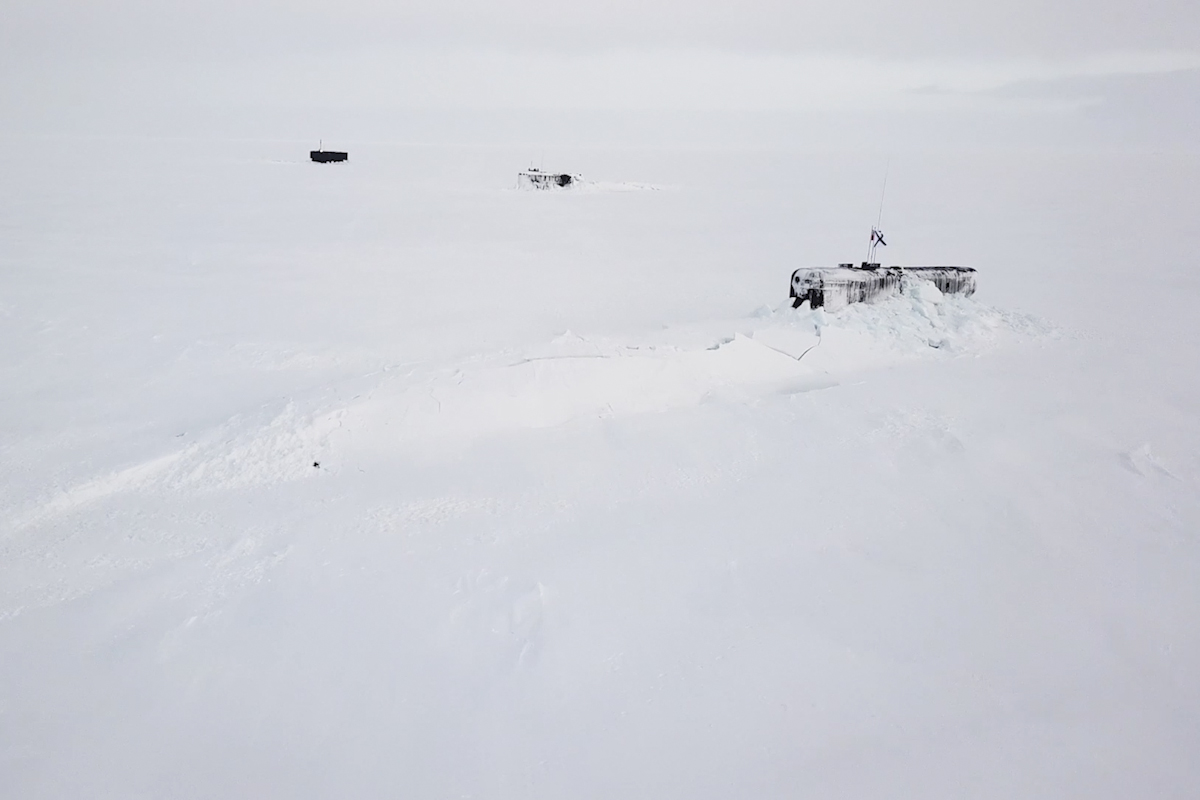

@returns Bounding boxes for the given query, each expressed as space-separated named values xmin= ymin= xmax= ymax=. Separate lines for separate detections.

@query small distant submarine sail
xmin=790 ymin=223 xmax=976 ymax=310
xmin=518 ymin=167 xmax=577 ymax=188
xmin=310 ymin=142 xmax=348 ymax=163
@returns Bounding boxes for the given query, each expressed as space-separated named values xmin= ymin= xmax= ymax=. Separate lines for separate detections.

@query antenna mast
xmin=866 ymin=160 xmax=890 ymax=264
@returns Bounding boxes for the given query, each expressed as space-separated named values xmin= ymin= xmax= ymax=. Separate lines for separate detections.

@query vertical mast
xmin=867 ymin=161 xmax=890 ymax=264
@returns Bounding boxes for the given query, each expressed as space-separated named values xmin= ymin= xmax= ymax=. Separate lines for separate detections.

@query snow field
xmin=7 ymin=285 xmax=1042 ymax=531
xmin=2 ymin=139 xmax=1199 ymax=798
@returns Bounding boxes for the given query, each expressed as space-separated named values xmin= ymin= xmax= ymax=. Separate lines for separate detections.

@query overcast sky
xmin=6 ymin=0 xmax=1199 ymax=58
xmin=3 ymin=0 xmax=1198 ymax=142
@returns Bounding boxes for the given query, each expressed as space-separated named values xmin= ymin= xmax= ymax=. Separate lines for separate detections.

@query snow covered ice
xmin=2 ymin=137 xmax=1200 ymax=798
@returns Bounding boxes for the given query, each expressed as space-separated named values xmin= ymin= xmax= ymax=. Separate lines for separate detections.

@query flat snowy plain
xmin=2 ymin=137 xmax=1199 ymax=797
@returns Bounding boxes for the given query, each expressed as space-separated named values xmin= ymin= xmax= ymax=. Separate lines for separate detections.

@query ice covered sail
xmin=790 ymin=263 xmax=977 ymax=310
xmin=518 ymin=167 xmax=578 ymax=189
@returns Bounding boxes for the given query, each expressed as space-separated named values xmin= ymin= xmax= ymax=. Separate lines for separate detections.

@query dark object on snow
xmin=311 ymin=150 xmax=348 ymax=163
xmin=518 ymin=167 xmax=576 ymax=189
xmin=790 ymin=263 xmax=977 ymax=310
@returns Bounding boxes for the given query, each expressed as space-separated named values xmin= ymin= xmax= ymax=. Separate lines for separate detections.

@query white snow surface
xmin=2 ymin=139 xmax=1199 ymax=798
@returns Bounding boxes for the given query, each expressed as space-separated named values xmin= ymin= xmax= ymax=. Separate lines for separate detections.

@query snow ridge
xmin=8 ymin=286 xmax=1049 ymax=529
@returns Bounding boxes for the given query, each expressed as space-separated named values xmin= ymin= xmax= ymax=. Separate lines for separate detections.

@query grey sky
xmin=6 ymin=0 xmax=1198 ymax=59
xmin=3 ymin=0 xmax=1198 ymax=144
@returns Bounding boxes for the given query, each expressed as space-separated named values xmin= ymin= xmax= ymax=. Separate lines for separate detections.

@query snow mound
xmin=753 ymin=279 xmax=1054 ymax=374
xmin=321 ymin=285 xmax=1049 ymax=457
xmin=335 ymin=333 xmax=829 ymax=453
xmin=512 ymin=179 xmax=663 ymax=193
xmin=12 ymin=286 xmax=1050 ymax=526
xmin=575 ymin=180 xmax=664 ymax=193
